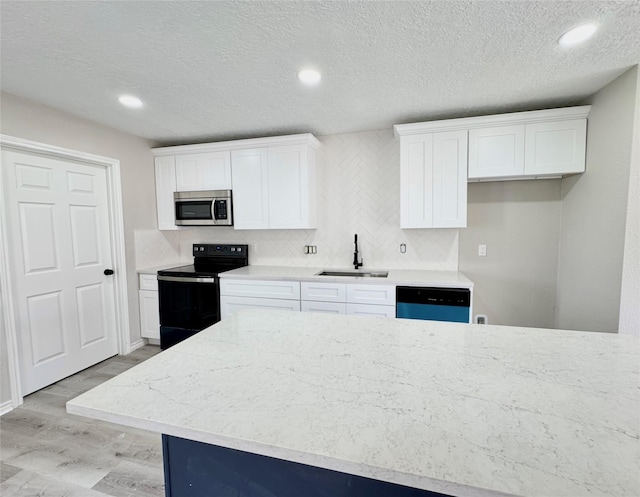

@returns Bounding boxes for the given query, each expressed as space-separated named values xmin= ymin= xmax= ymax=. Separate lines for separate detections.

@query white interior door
xmin=2 ymin=150 xmax=118 ymax=395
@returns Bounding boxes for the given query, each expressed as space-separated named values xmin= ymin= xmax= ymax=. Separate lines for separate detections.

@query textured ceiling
xmin=1 ymin=1 xmax=639 ymax=146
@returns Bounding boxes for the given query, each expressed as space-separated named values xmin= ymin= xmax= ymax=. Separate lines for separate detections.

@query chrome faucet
xmin=353 ymin=233 xmax=363 ymax=269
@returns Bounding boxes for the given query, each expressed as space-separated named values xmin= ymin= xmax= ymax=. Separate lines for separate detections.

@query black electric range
xmin=157 ymin=244 xmax=248 ymax=349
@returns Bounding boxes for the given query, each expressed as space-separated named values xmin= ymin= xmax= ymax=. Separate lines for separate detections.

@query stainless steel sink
xmin=316 ymin=270 xmax=388 ymax=278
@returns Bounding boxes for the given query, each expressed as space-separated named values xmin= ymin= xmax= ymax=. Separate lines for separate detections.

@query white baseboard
xmin=0 ymin=400 xmax=14 ymax=416
xmin=128 ymin=339 xmax=147 ymax=353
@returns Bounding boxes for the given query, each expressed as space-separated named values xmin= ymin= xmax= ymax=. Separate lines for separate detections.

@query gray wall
xmin=459 ymin=181 xmax=562 ymax=328
xmin=618 ymin=67 xmax=640 ymax=336
xmin=0 ymin=91 xmax=156 ymax=355
xmin=556 ymin=67 xmax=638 ymax=332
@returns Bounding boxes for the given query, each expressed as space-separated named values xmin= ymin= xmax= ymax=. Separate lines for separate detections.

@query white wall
xmin=618 ymin=67 xmax=640 ymax=336
xmin=556 ymin=67 xmax=638 ymax=332
xmin=137 ymin=130 xmax=460 ymax=271
xmin=458 ymin=180 xmax=562 ymax=328
xmin=0 ymin=92 xmax=156 ymax=351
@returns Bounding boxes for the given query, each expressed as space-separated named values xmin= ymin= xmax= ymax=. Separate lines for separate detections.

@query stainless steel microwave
xmin=174 ymin=190 xmax=233 ymax=226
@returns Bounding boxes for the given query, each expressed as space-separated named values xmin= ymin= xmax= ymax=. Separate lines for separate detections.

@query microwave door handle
xmin=212 ymin=198 xmax=218 ymax=221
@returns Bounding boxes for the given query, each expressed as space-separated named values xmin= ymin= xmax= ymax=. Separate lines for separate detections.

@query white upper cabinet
xmin=154 ymin=155 xmax=180 ymax=231
xmin=524 ymin=119 xmax=586 ymax=176
xmin=175 ymin=151 xmax=231 ymax=191
xmin=152 ymin=133 xmax=319 ymax=231
xmin=468 ymin=125 xmax=525 ymax=179
xmin=397 ymin=128 xmax=467 ymax=229
xmin=466 ymin=107 xmax=590 ymax=181
xmin=230 ymin=148 xmax=270 ymax=229
xmin=231 ymin=138 xmax=318 ymax=230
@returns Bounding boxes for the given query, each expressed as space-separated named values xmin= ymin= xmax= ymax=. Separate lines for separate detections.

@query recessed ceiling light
xmin=297 ymin=69 xmax=321 ymax=85
xmin=559 ymin=23 xmax=598 ymax=48
xmin=118 ymin=95 xmax=143 ymax=108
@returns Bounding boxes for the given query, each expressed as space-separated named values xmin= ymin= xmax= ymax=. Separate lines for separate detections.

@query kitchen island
xmin=67 ymin=310 xmax=639 ymax=497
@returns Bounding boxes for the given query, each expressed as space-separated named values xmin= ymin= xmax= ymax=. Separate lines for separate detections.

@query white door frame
xmin=0 ymin=134 xmax=131 ymax=409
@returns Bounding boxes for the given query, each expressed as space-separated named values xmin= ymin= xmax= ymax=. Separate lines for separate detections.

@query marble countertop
xmin=67 ymin=311 xmax=639 ymax=497
xmin=136 ymin=263 xmax=184 ymax=275
xmin=219 ymin=265 xmax=474 ymax=288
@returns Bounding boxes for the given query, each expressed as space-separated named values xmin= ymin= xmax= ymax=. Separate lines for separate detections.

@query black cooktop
xmin=157 ymin=244 xmax=249 ymax=277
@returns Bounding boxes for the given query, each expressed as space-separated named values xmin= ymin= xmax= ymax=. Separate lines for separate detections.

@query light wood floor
xmin=1 ymin=345 xmax=165 ymax=497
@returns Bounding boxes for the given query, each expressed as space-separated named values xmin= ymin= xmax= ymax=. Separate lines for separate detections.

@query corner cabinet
xmin=395 ymin=127 xmax=467 ymax=229
xmin=152 ymin=134 xmax=319 ymax=231
xmin=394 ymin=106 xmax=590 ymax=226
xmin=465 ymin=107 xmax=590 ymax=181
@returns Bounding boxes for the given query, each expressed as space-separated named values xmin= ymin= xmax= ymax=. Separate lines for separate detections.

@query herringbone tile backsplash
xmin=136 ymin=129 xmax=459 ymax=271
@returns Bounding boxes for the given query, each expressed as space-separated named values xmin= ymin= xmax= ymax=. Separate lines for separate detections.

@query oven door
xmin=158 ymin=275 xmax=220 ymax=348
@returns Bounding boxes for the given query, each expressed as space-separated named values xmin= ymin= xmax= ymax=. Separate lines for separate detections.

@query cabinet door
xmin=175 ymin=152 xmax=232 ymax=191
xmin=154 ymin=156 xmax=180 ymax=230
xmin=267 ymin=145 xmax=316 ymax=229
xmin=400 ymin=134 xmax=434 ymax=228
xmin=139 ymin=290 xmax=160 ymax=339
xmin=432 ymin=130 xmax=467 ymax=228
xmin=524 ymin=119 xmax=586 ymax=176
xmin=220 ymin=296 xmax=301 ymax=319
xmin=301 ymin=301 xmax=347 ymax=314
xmin=468 ymin=125 xmax=525 ymax=179
xmin=400 ymin=131 xmax=467 ymax=228
xmin=231 ymin=148 xmax=270 ymax=229
xmin=346 ymin=303 xmax=395 ymax=318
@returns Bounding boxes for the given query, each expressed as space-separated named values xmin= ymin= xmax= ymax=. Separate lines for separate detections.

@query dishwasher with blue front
xmin=396 ymin=286 xmax=471 ymax=323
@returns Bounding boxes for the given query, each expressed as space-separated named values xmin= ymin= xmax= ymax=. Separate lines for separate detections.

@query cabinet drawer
xmin=301 ymin=282 xmax=346 ymax=302
xmin=220 ymin=296 xmax=301 ymax=319
xmin=139 ymin=273 xmax=158 ymax=291
xmin=301 ymin=301 xmax=347 ymax=315
xmin=346 ymin=284 xmax=396 ymax=306
xmin=346 ymin=303 xmax=396 ymax=318
xmin=220 ymin=279 xmax=300 ymax=300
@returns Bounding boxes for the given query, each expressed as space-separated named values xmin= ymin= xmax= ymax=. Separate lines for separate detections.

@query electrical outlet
xmin=475 ymin=314 xmax=488 ymax=325
xmin=478 ymin=244 xmax=487 ymax=257
xmin=400 ymin=243 xmax=406 ymax=254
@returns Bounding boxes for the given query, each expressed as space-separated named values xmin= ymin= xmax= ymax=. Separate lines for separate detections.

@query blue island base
xmin=162 ymin=435 xmax=451 ymax=497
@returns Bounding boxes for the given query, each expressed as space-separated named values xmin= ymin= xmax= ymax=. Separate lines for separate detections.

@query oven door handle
xmin=158 ymin=275 xmax=217 ymax=283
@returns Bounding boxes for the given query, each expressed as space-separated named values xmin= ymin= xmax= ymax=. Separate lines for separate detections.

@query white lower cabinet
xmin=220 ymin=278 xmax=397 ymax=320
xmin=346 ymin=303 xmax=396 ymax=318
xmin=346 ymin=284 xmax=396 ymax=306
xmin=301 ymin=281 xmax=395 ymax=318
xmin=219 ymin=279 xmax=301 ymax=319
xmin=301 ymin=300 xmax=347 ymax=314
xmin=138 ymin=274 xmax=159 ymax=340
xmin=220 ymin=279 xmax=300 ymax=300
xmin=220 ymin=295 xmax=301 ymax=319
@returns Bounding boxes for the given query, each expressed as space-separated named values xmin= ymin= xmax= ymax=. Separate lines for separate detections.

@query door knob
xmin=104 ymin=269 xmax=114 ymax=275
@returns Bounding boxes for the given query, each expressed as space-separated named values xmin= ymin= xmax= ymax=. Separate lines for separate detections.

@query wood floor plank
xmin=1 ymin=468 xmax=112 ymax=497
xmin=0 ymin=345 xmax=164 ymax=496
xmin=92 ymin=460 xmax=165 ymax=497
